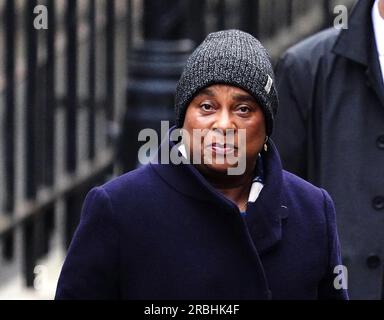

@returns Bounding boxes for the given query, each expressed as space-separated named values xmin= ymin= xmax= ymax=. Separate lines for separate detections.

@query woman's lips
xmin=207 ymin=143 xmax=237 ymax=155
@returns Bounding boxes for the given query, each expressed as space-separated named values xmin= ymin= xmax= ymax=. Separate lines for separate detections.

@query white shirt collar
xmin=372 ymin=0 xmax=384 ymax=57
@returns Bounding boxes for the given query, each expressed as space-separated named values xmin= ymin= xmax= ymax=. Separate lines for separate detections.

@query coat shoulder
xmin=276 ymin=28 xmax=341 ymax=93
xmin=282 ymin=169 xmax=326 ymax=204
xmin=281 ymin=28 xmax=340 ymax=66
xmin=103 ymin=164 xmax=152 ymax=186
xmin=99 ymin=165 xmax=160 ymax=204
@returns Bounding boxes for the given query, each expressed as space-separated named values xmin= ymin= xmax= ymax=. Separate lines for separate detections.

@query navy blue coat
xmin=55 ymin=133 xmax=348 ymax=300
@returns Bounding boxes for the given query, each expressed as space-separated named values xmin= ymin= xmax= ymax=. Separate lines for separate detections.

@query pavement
xmin=0 ymin=245 xmax=64 ymax=300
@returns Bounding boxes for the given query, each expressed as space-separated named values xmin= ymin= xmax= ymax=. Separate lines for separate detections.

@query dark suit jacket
xmin=273 ymin=0 xmax=384 ymax=299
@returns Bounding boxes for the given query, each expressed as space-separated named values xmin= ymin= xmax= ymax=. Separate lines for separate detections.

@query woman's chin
xmin=197 ymin=162 xmax=237 ymax=176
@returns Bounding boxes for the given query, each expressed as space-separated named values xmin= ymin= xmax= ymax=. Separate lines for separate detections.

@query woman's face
xmin=182 ymin=84 xmax=266 ymax=176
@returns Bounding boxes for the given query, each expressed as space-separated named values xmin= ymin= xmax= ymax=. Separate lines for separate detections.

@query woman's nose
xmin=212 ymin=110 xmax=236 ymax=132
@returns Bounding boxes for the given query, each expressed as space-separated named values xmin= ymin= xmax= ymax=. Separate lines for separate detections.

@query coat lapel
xmin=367 ymin=39 xmax=384 ymax=108
xmin=332 ymin=0 xmax=384 ymax=107
xmin=332 ymin=0 xmax=373 ymax=65
xmin=244 ymin=140 xmax=289 ymax=255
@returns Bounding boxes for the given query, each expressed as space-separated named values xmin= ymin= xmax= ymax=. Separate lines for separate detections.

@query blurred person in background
xmin=55 ymin=30 xmax=347 ymax=300
xmin=273 ymin=0 xmax=384 ymax=299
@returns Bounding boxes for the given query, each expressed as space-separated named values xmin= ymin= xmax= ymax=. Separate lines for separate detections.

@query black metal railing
xmin=0 ymin=0 xmax=354 ymax=292
xmin=0 ymin=0 xmax=130 ymax=288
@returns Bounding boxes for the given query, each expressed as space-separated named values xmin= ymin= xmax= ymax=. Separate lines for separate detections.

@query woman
xmin=56 ymin=30 xmax=348 ymax=300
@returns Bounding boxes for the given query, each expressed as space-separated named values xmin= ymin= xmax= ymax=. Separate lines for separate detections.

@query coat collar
xmin=332 ymin=0 xmax=384 ymax=107
xmin=332 ymin=0 xmax=375 ymax=66
xmin=243 ymin=140 xmax=289 ymax=255
xmin=150 ymin=127 xmax=289 ymax=255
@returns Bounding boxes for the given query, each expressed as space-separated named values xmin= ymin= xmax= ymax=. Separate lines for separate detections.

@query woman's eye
xmin=201 ymin=104 xmax=214 ymax=112
xmin=237 ymin=105 xmax=251 ymax=113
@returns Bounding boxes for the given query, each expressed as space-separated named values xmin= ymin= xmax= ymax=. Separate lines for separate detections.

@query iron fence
xmin=0 ymin=0 xmax=130 ymax=287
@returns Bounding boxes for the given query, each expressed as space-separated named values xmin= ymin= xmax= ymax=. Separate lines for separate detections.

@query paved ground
xmin=0 ymin=196 xmax=66 ymax=300
xmin=0 ymin=244 xmax=64 ymax=300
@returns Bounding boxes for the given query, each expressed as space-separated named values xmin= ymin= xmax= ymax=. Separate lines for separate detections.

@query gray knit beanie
xmin=175 ymin=29 xmax=278 ymax=136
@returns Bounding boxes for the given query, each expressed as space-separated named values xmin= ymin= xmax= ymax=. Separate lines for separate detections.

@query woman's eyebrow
xmin=196 ymin=88 xmax=215 ymax=97
xmin=232 ymin=93 xmax=257 ymax=103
